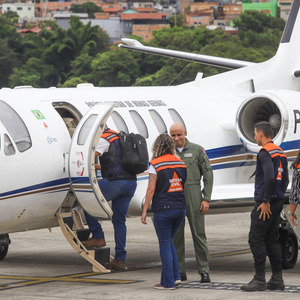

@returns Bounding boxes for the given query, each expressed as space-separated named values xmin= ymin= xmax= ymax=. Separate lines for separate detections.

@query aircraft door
xmin=69 ymin=103 xmax=113 ymax=220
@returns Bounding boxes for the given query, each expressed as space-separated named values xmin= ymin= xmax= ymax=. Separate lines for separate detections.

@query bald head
xmin=170 ymin=122 xmax=185 ymax=132
xmin=169 ymin=122 xmax=187 ymax=148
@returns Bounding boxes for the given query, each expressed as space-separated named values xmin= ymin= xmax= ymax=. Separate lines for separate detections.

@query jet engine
xmin=236 ymin=92 xmax=289 ymax=153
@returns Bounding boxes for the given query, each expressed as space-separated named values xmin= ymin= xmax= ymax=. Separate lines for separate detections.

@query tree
xmin=168 ymin=14 xmax=185 ymax=27
xmin=9 ymin=16 xmax=110 ymax=87
xmin=150 ymin=26 xmax=220 ymax=52
xmin=233 ymin=11 xmax=285 ymax=48
xmin=3 ymin=11 xmax=19 ymax=20
xmin=0 ymin=14 xmax=22 ymax=50
xmin=0 ymin=40 xmax=20 ymax=87
xmin=9 ymin=57 xmax=58 ymax=87
xmin=233 ymin=10 xmax=285 ymax=33
xmin=70 ymin=2 xmax=103 ymax=18
xmin=91 ymin=47 xmax=141 ymax=86
xmin=0 ymin=15 xmax=22 ymax=87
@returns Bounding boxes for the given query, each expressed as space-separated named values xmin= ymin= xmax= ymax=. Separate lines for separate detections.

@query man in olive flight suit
xmin=170 ymin=122 xmax=213 ymax=283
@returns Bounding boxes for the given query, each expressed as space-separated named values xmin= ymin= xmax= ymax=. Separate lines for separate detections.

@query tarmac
xmin=0 ymin=211 xmax=300 ymax=300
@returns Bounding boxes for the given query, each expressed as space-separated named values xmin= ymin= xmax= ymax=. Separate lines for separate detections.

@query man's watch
xmin=289 ymin=212 xmax=296 ymax=217
xmin=263 ymin=199 xmax=269 ymax=203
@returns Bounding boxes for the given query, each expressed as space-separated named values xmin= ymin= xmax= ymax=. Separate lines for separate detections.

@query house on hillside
xmin=1 ymin=2 xmax=35 ymax=18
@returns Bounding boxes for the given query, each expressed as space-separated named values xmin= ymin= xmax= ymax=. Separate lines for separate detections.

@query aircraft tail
xmin=275 ymin=0 xmax=300 ymax=77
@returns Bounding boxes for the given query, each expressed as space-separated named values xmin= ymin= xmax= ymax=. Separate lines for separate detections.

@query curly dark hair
xmin=152 ymin=133 xmax=176 ymax=159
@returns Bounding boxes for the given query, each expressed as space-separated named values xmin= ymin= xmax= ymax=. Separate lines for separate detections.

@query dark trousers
xmin=153 ymin=209 xmax=186 ymax=288
xmin=248 ymin=199 xmax=283 ymax=276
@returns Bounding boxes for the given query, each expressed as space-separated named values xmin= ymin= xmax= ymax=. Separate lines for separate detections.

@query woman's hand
xmin=141 ymin=211 xmax=147 ymax=225
xmin=141 ymin=173 xmax=157 ymax=225
xmin=290 ymin=214 xmax=298 ymax=226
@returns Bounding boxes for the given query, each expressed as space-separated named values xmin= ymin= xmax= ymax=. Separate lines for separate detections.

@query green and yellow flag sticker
xmin=31 ymin=110 xmax=46 ymax=120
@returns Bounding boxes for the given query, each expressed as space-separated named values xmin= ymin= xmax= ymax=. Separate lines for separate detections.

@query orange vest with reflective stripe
xmin=101 ymin=129 xmax=119 ymax=142
xmin=255 ymin=142 xmax=287 ymax=201
xmin=150 ymin=154 xmax=187 ymax=212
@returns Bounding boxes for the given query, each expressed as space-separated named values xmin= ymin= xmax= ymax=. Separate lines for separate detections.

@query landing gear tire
xmin=0 ymin=244 xmax=8 ymax=261
xmin=279 ymin=228 xmax=298 ymax=269
xmin=0 ymin=234 xmax=10 ymax=261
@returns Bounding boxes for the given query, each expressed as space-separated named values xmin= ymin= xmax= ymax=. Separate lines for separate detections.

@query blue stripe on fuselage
xmin=2 ymin=140 xmax=299 ymax=198
xmin=206 ymin=140 xmax=300 ymax=160
xmin=0 ymin=178 xmax=70 ymax=198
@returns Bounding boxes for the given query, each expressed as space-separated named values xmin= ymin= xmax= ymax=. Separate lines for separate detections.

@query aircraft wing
xmin=118 ymin=38 xmax=256 ymax=70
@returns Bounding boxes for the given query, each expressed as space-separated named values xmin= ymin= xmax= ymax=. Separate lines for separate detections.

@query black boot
xmin=267 ymin=273 xmax=285 ymax=290
xmin=241 ymin=276 xmax=267 ymax=292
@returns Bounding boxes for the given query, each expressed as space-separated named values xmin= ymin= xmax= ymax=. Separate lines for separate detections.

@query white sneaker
xmin=175 ymin=280 xmax=182 ymax=286
xmin=154 ymin=284 xmax=175 ymax=290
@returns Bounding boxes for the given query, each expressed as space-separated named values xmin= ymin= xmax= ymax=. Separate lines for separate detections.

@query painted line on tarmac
xmin=182 ymin=249 xmax=251 ymax=265
xmin=179 ymin=281 xmax=300 ymax=293
xmin=0 ymin=272 xmax=139 ymax=291
xmin=210 ymin=249 xmax=251 ymax=258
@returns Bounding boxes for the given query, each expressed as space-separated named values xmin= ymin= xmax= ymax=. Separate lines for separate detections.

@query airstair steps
xmin=57 ymin=207 xmax=111 ymax=273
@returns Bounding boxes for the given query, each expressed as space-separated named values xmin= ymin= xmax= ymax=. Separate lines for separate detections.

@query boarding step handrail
xmin=56 ymin=206 xmax=111 ymax=273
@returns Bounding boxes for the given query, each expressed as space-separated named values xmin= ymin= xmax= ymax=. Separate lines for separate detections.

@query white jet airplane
xmin=1 ymin=0 xmax=300 ymax=272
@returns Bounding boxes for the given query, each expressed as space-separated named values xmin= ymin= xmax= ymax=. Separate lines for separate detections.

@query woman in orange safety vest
xmin=141 ymin=133 xmax=187 ymax=290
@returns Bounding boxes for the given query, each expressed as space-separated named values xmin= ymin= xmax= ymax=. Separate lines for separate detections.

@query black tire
xmin=0 ymin=244 xmax=8 ymax=261
xmin=279 ymin=228 xmax=298 ymax=269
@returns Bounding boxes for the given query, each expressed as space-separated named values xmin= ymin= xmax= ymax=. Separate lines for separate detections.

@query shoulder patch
xmin=201 ymin=148 xmax=206 ymax=155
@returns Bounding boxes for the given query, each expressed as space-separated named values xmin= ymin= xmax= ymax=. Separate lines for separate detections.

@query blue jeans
xmin=84 ymin=178 xmax=137 ymax=261
xmin=153 ymin=209 xmax=186 ymax=288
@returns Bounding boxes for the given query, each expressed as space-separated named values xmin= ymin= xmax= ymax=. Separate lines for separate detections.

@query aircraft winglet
xmin=118 ymin=38 xmax=255 ymax=70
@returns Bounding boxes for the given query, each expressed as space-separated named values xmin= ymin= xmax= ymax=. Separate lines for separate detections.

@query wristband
xmin=289 ymin=212 xmax=296 ymax=217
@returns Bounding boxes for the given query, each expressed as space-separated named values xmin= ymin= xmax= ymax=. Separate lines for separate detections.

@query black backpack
xmin=118 ymin=131 xmax=149 ymax=175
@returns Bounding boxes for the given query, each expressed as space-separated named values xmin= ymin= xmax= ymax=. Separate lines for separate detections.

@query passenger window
xmin=111 ymin=111 xmax=128 ymax=133
xmin=168 ymin=109 xmax=186 ymax=130
xmin=149 ymin=110 xmax=167 ymax=134
xmin=129 ymin=110 xmax=149 ymax=138
xmin=0 ymin=101 xmax=32 ymax=152
xmin=78 ymin=114 xmax=97 ymax=145
xmin=4 ymin=134 xmax=15 ymax=156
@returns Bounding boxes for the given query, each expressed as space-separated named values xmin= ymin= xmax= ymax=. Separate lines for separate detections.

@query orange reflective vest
xmin=150 ymin=154 xmax=187 ymax=212
xmin=255 ymin=142 xmax=288 ymax=201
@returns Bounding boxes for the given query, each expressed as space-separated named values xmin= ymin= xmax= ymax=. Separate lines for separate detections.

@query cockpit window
xmin=0 ymin=101 xmax=32 ymax=152
xmin=129 ymin=110 xmax=149 ymax=138
xmin=4 ymin=134 xmax=15 ymax=156
xmin=111 ymin=111 xmax=129 ymax=133
xmin=149 ymin=110 xmax=167 ymax=134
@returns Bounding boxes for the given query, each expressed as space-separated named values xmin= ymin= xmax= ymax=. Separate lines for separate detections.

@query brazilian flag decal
xmin=31 ymin=110 xmax=46 ymax=120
